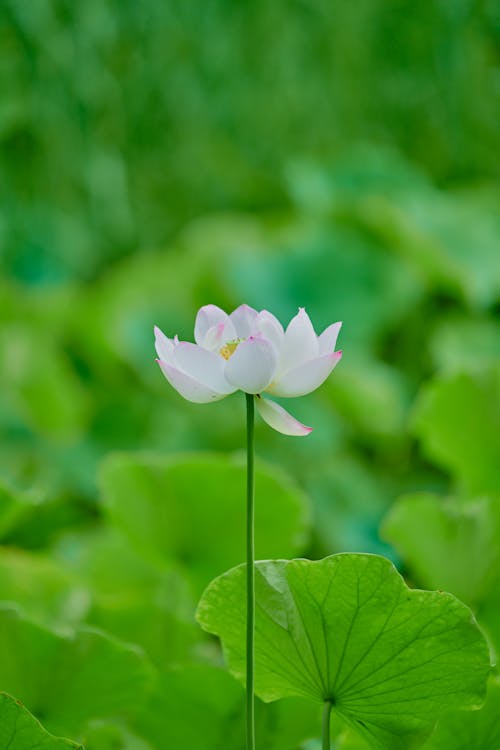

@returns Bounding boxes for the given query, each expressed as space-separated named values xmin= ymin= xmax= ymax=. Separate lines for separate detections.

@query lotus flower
xmin=155 ymin=304 xmax=342 ymax=436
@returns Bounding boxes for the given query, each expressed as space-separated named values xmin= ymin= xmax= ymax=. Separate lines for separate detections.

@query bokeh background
xmin=0 ymin=2 xmax=499 ymax=749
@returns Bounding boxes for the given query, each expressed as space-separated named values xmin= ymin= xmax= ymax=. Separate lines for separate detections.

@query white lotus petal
xmin=194 ymin=305 xmax=236 ymax=345
xmin=154 ymin=326 xmax=175 ymax=363
xmin=156 ymin=360 xmax=228 ymax=403
xmin=278 ymin=308 xmax=318 ymax=375
xmin=229 ymin=304 xmax=258 ymax=338
xmin=173 ymin=342 xmax=235 ymax=394
xmin=267 ymin=351 xmax=343 ymax=397
xmin=319 ymin=321 xmax=342 ymax=355
xmin=224 ymin=336 xmax=278 ymax=394
xmin=202 ymin=323 xmax=228 ymax=351
xmin=251 ymin=310 xmax=284 ymax=351
xmin=255 ymin=396 xmax=312 ymax=436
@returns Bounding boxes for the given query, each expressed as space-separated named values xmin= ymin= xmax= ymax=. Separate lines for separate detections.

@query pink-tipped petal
xmin=194 ymin=304 xmax=235 ymax=345
xmin=173 ymin=342 xmax=235 ymax=394
xmin=224 ymin=335 xmax=278 ymax=394
xmin=229 ymin=304 xmax=258 ymax=338
xmin=202 ymin=322 xmax=227 ymax=351
xmin=154 ymin=326 xmax=175 ymax=363
xmin=156 ymin=360 xmax=228 ymax=403
xmin=277 ymin=308 xmax=319 ymax=375
xmin=267 ymin=351 xmax=343 ymax=398
xmin=251 ymin=310 xmax=284 ymax=350
xmin=318 ymin=321 xmax=342 ymax=355
xmin=255 ymin=396 xmax=312 ymax=436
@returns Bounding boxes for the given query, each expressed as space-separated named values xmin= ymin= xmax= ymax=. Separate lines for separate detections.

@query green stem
xmin=322 ymin=700 xmax=332 ymax=750
xmin=245 ymin=393 xmax=255 ymax=750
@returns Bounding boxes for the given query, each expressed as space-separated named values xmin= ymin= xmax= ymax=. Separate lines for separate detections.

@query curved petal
xmin=255 ymin=396 xmax=312 ymax=436
xmin=202 ymin=322 xmax=228 ymax=352
xmin=224 ymin=336 xmax=278 ymax=394
xmin=267 ymin=351 xmax=342 ymax=397
xmin=156 ymin=360 xmax=228 ymax=403
xmin=318 ymin=321 xmax=342 ymax=355
xmin=194 ymin=305 xmax=236 ymax=345
xmin=173 ymin=342 xmax=235 ymax=394
xmin=154 ymin=326 xmax=175 ymax=363
xmin=229 ymin=304 xmax=258 ymax=338
xmin=278 ymin=308 xmax=318 ymax=375
xmin=251 ymin=310 xmax=284 ymax=351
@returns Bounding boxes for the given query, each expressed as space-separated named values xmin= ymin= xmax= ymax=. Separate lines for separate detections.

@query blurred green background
xmin=0 ymin=1 xmax=499 ymax=748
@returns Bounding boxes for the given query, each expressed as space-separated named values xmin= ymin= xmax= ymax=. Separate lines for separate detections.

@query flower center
xmin=219 ymin=340 xmax=241 ymax=360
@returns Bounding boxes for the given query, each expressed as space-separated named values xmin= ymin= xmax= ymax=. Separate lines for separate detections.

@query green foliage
xmin=99 ymin=452 xmax=310 ymax=593
xmin=422 ymin=675 xmax=500 ymax=750
xmin=1 ymin=2 xmax=498 ymax=282
xmin=82 ymin=722 xmax=152 ymax=750
xmin=134 ymin=664 xmax=319 ymax=750
xmin=0 ymin=482 xmax=41 ymax=540
xmin=197 ymin=553 xmax=490 ymax=749
xmin=0 ymin=693 xmax=82 ymax=750
xmin=0 ymin=324 xmax=90 ymax=440
xmin=55 ymin=526 xmax=201 ymax=668
xmin=321 ymin=676 xmax=500 ymax=749
xmin=0 ymin=605 xmax=154 ymax=737
xmin=429 ymin=315 xmax=500 ymax=374
xmin=382 ymin=491 xmax=500 ymax=662
xmin=0 ymin=547 xmax=86 ymax=627
xmin=412 ymin=369 xmax=500 ymax=495
xmin=135 ymin=665 xmax=243 ymax=750
xmin=383 ymin=494 xmax=500 ymax=607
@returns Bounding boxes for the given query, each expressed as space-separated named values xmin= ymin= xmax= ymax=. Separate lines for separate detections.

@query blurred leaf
xmin=333 ymin=731 xmax=372 ymax=750
xmin=307 ymin=454 xmax=394 ymax=558
xmin=2 ymin=488 xmax=92 ymax=553
xmin=74 ymin=248 xmax=207 ymax=379
xmin=398 ymin=191 xmax=500 ymax=309
xmin=262 ymin=697 xmax=320 ymax=750
xmin=0 ymin=605 xmax=154 ymax=737
xmin=134 ymin=664 xmax=319 ymax=750
xmin=382 ymin=494 xmax=500 ymax=607
xmin=82 ymin=720 xmax=153 ymax=750
xmin=475 ymin=593 xmax=500 ymax=665
xmin=0 ymin=548 xmax=89 ymax=627
xmin=358 ymin=192 xmax=500 ymax=310
xmin=331 ymin=357 xmax=411 ymax=440
xmin=412 ymin=368 xmax=500 ymax=495
xmin=99 ymin=452 xmax=310 ymax=594
xmin=226 ymin=223 xmax=424 ymax=355
xmin=0 ymin=325 xmax=90 ymax=441
xmin=308 ymin=148 xmax=500 ymax=309
xmin=197 ymin=554 xmax=490 ymax=750
xmin=429 ymin=315 xmax=500 ymax=374
xmin=0 ymin=481 xmax=41 ymax=539
xmin=0 ymin=693 xmax=82 ymax=749
xmin=373 ymin=493 xmax=500 ymax=661
xmin=1 ymin=2 xmax=498 ymax=283
xmin=134 ymin=665 xmax=242 ymax=750
xmin=285 ymin=147 xmax=431 ymax=214
xmin=422 ymin=675 xmax=500 ymax=750
xmin=55 ymin=528 xmax=200 ymax=667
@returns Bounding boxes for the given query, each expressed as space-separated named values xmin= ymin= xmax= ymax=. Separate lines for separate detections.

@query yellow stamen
xmin=219 ymin=341 xmax=240 ymax=360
